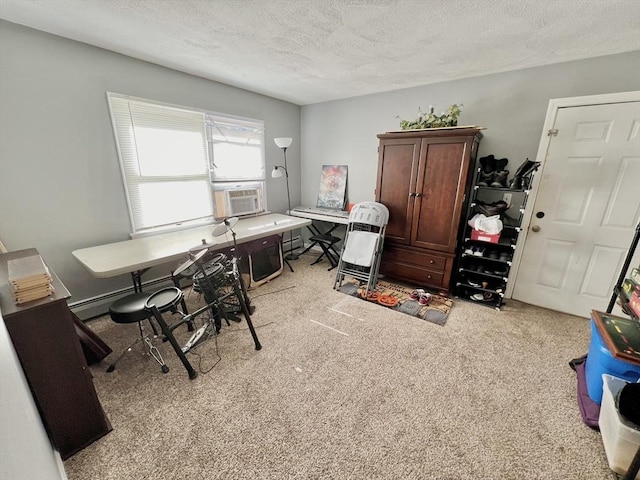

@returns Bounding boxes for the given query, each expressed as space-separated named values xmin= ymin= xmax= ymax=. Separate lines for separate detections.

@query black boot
xmin=476 ymin=200 xmax=508 ymax=217
xmin=494 ymin=158 xmax=509 ymax=171
xmin=477 ymin=170 xmax=493 ymax=187
xmin=479 ymin=155 xmax=495 ymax=173
xmin=520 ymin=162 xmax=541 ymax=189
xmin=508 ymin=158 xmax=536 ymax=189
xmin=491 ymin=170 xmax=509 ymax=188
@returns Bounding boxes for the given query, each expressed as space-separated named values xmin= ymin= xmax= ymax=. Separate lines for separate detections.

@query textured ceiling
xmin=1 ymin=0 xmax=639 ymax=105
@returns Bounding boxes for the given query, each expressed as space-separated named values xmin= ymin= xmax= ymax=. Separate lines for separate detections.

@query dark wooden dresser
xmin=375 ymin=128 xmax=482 ymax=293
xmin=0 ymin=248 xmax=112 ymax=459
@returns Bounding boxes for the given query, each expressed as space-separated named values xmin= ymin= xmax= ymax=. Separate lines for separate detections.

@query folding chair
xmin=333 ymin=201 xmax=389 ymax=296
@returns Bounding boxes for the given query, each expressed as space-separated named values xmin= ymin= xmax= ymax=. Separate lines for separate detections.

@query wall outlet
xmin=503 ymin=193 xmax=512 ymax=207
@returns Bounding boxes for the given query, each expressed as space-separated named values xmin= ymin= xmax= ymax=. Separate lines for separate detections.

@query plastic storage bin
xmin=599 ymin=374 xmax=640 ymax=479
xmin=585 ymin=318 xmax=640 ymax=404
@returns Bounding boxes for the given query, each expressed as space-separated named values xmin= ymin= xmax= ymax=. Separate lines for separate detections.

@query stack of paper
xmin=7 ymin=254 xmax=54 ymax=304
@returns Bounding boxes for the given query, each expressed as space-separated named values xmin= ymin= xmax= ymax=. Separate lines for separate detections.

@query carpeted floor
xmin=64 ymin=251 xmax=616 ymax=480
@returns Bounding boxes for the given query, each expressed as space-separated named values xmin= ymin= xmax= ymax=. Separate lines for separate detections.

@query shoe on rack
xmin=510 ymin=158 xmax=535 ymax=179
xmin=493 ymin=266 xmax=508 ymax=276
xmin=520 ymin=162 xmax=541 ymax=189
xmin=476 ymin=200 xmax=508 ymax=217
xmin=473 ymin=246 xmax=485 ymax=257
xmin=469 ymin=263 xmax=486 ymax=274
xmin=509 ymin=159 xmax=540 ymax=189
xmin=467 ymin=278 xmax=481 ymax=287
xmin=498 ymin=251 xmax=511 ymax=262
xmin=494 ymin=158 xmax=509 ymax=171
xmin=477 ymin=170 xmax=494 ymax=187
xmin=490 ymin=170 xmax=510 ymax=188
xmin=470 ymin=292 xmax=495 ymax=302
xmin=487 ymin=250 xmax=499 ymax=260
xmin=479 ymin=155 xmax=496 ymax=173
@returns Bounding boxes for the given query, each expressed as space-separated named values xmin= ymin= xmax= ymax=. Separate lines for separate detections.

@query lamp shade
xmin=271 ymin=167 xmax=283 ymax=178
xmin=274 ymin=137 xmax=293 ymax=149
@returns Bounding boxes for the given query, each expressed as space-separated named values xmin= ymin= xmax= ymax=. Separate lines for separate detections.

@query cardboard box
xmin=470 ymin=228 xmax=500 ymax=243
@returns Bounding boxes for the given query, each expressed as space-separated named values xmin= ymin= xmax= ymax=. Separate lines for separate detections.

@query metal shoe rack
xmin=454 ymin=165 xmax=537 ymax=310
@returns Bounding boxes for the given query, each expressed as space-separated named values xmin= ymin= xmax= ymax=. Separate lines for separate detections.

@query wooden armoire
xmin=375 ymin=128 xmax=483 ymax=293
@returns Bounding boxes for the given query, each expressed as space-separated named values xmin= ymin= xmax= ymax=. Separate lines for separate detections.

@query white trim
xmin=506 ymin=91 xmax=640 ymax=299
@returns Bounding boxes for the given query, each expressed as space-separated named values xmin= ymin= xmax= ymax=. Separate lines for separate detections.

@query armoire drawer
xmin=382 ymin=247 xmax=447 ymax=273
xmin=380 ymin=259 xmax=445 ymax=288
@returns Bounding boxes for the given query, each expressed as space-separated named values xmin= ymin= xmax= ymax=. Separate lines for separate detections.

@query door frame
xmin=507 ymin=90 xmax=640 ymax=299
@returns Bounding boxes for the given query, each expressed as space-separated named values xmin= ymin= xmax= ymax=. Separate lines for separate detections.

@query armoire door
xmin=375 ymin=137 xmax=421 ymax=245
xmin=411 ymin=136 xmax=474 ymax=253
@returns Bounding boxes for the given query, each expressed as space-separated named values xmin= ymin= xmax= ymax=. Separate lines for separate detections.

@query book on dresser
xmin=7 ymin=254 xmax=53 ymax=304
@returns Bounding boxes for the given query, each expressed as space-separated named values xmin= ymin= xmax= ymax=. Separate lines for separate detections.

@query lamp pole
xmin=273 ymin=137 xmax=298 ymax=261
xmin=282 ymin=148 xmax=298 ymax=261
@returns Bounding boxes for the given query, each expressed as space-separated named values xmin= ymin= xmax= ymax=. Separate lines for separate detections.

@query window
xmin=206 ymin=113 xmax=266 ymax=218
xmin=107 ymin=93 xmax=266 ymax=236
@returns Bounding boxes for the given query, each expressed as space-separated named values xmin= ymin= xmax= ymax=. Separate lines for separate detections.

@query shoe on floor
xmin=419 ymin=292 xmax=432 ymax=305
xmin=410 ymin=289 xmax=425 ymax=300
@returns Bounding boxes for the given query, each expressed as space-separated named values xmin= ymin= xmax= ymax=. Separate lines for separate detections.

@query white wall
xmin=0 ymin=20 xmax=301 ymax=312
xmin=0 ymin=313 xmax=67 ymax=480
xmin=300 ymin=51 xmax=640 ymax=207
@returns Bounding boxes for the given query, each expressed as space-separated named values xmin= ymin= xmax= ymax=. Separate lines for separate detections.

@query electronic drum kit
xmin=169 ymin=218 xmax=261 ymax=355
xmin=141 ymin=218 xmax=261 ymax=379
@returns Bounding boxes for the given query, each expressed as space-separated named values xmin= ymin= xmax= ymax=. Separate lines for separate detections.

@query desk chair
xmin=334 ymin=202 xmax=389 ymax=296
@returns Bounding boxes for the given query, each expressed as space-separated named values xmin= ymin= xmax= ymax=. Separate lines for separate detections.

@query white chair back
xmin=348 ymin=202 xmax=389 ymax=227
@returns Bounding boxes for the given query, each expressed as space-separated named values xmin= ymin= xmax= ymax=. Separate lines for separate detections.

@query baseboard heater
xmin=69 ymin=276 xmax=174 ymax=321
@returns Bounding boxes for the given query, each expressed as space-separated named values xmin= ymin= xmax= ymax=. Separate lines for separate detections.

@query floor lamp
xmin=272 ymin=137 xmax=298 ymax=261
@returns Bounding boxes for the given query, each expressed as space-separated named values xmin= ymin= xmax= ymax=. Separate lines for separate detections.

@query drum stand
xmin=182 ymin=255 xmax=262 ymax=354
xmin=172 ymin=245 xmax=262 ymax=357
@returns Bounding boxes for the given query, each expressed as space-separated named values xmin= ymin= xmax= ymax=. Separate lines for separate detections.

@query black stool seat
xmin=109 ymin=292 xmax=153 ymax=324
xmin=308 ymin=233 xmax=340 ymax=245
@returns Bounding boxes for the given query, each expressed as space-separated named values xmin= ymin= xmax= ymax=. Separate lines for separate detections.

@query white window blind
xmin=108 ymin=93 xmax=214 ymax=235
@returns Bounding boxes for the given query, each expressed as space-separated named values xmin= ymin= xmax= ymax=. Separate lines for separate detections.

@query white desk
xmin=73 ymin=214 xmax=311 ymax=286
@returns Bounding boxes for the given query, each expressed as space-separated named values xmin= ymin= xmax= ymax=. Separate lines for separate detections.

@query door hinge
xmin=548 ymin=129 xmax=558 ymax=137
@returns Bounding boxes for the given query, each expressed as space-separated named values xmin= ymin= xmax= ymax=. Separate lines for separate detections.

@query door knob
xmin=531 ymin=225 xmax=541 ymax=232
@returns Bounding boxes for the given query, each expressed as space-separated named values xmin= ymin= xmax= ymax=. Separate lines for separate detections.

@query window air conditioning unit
xmin=225 ymin=188 xmax=261 ymax=216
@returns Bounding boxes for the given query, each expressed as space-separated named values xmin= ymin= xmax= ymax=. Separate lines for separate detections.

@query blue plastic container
xmin=585 ymin=318 xmax=640 ymax=404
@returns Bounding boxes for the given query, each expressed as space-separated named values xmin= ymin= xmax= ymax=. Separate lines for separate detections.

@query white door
xmin=513 ymin=96 xmax=640 ymax=318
